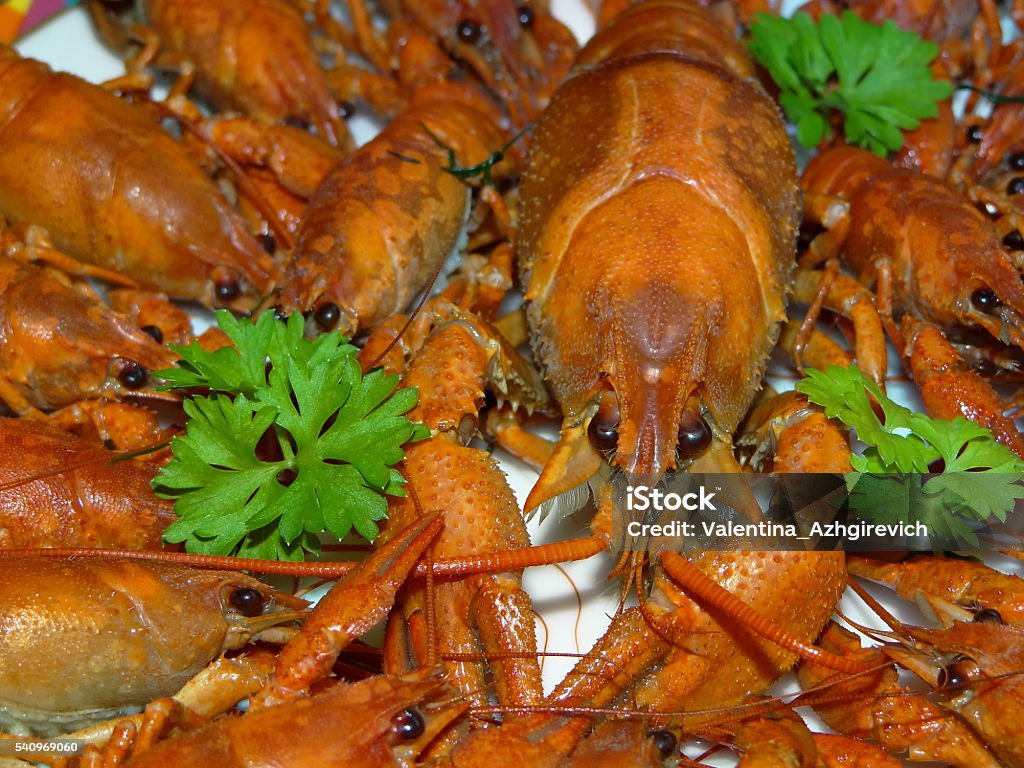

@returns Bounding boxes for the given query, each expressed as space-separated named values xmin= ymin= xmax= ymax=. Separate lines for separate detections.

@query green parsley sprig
xmin=796 ymin=365 xmax=1024 ymax=546
xmin=152 ymin=311 xmax=429 ymax=561
xmin=747 ymin=11 xmax=953 ymax=155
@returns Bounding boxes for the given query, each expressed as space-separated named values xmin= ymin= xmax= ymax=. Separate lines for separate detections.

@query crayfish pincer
xmin=518 ymin=0 xmax=800 ymax=510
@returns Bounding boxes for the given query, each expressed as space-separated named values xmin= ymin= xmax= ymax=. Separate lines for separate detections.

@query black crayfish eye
xmin=1003 ymin=230 xmax=1024 ymax=250
xmin=677 ymin=410 xmax=712 ymax=459
xmin=588 ymin=397 xmax=620 ymax=453
xmin=971 ymin=288 xmax=1002 ymax=312
xmin=973 ymin=607 xmax=1004 ymax=624
xmin=516 ymin=4 xmax=535 ymax=27
xmin=389 ymin=708 xmax=426 ymax=741
xmin=214 ymin=274 xmax=241 ymax=302
xmin=116 ymin=359 xmax=148 ymax=389
xmin=141 ymin=324 xmax=163 ymax=344
xmin=649 ymin=729 xmax=677 ymax=759
xmin=228 ymin=586 xmax=265 ymax=617
xmin=257 ymin=233 xmax=276 ymax=255
xmin=456 ymin=18 xmax=482 ymax=43
xmin=936 ymin=657 xmax=977 ymax=691
xmin=313 ymin=300 xmax=341 ymax=331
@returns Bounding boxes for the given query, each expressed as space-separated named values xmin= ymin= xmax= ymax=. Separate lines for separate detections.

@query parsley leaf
xmin=748 ymin=11 xmax=953 ymax=154
xmin=153 ymin=310 xmax=429 ymax=560
xmin=797 ymin=364 xmax=1024 ymax=546
xmin=795 ymin=364 xmax=932 ymax=472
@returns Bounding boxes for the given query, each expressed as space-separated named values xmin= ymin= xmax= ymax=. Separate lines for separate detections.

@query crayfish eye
xmin=228 ymin=586 xmax=266 ymax=617
xmin=971 ymin=288 xmax=1003 ymax=311
xmin=1008 ymin=177 xmax=1024 ymax=196
xmin=313 ymin=300 xmax=341 ymax=331
xmin=937 ymin=657 xmax=978 ymax=690
xmin=516 ymin=4 xmax=535 ymax=27
xmin=973 ymin=607 xmax=1004 ymax=624
xmin=966 ymin=125 xmax=983 ymax=144
xmin=116 ymin=359 xmax=148 ymax=389
xmin=214 ymin=274 xmax=241 ymax=302
xmin=677 ymin=410 xmax=711 ymax=459
xmin=456 ymin=18 xmax=482 ymax=43
xmin=389 ymin=708 xmax=425 ymax=741
xmin=1003 ymin=230 xmax=1024 ymax=250
xmin=588 ymin=398 xmax=620 ymax=453
xmin=257 ymin=233 xmax=276 ymax=255
xmin=648 ymin=729 xmax=677 ymax=759
xmin=141 ymin=325 xmax=163 ymax=344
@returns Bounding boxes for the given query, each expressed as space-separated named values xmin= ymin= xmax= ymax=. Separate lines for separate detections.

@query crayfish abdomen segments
xmin=519 ymin=41 xmax=799 ymax=476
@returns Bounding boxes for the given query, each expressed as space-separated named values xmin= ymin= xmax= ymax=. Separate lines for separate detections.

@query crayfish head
xmin=354 ymin=669 xmax=468 ymax=764
xmin=523 ymin=365 xmax=724 ymax=519
xmin=214 ymin=576 xmax=310 ymax=649
xmin=953 ymin=269 xmax=1024 ymax=352
xmin=0 ymin=257 xmax=179 ymax=409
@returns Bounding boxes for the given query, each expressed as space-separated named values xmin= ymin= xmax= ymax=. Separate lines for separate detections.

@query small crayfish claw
xmin=737 ymin=390 xmax=853 ymax=474
xmin=849 ymin=553 xmax=1024 ymax=627
xmin=901 ymin=316 xmax=1024 ymax=459
xmin=430 ymin=307 xmax=555 ymax=420
xmin=251 ymin=514 xmax=444 ymax=708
